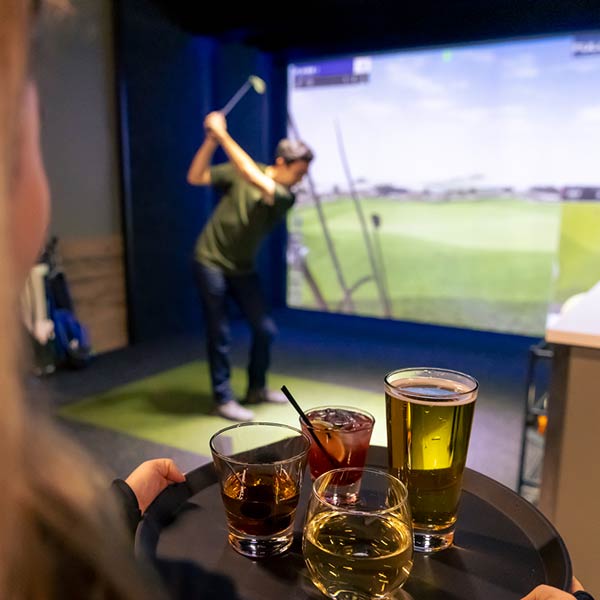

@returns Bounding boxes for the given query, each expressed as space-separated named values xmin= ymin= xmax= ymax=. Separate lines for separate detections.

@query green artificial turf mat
xmin=59 ymin=361 xmax=388 ymax=455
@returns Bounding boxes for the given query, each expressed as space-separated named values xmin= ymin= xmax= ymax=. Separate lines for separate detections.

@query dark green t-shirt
xmin=195 ymin=163 xmax=295 ymax=274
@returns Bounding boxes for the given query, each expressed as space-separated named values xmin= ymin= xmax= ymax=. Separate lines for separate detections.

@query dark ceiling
xmin=153 ymin=0 xmax=600 ymax=58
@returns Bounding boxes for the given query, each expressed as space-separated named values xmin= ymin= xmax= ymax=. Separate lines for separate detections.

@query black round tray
xmin=136 ymin=446 xmax=571 ymax=599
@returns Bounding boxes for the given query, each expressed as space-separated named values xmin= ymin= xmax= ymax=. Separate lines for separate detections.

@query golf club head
xmin=221 ymin=75 xmax=267 ymax=116
xmin=249 ymin=75 xmax=266 ymax=94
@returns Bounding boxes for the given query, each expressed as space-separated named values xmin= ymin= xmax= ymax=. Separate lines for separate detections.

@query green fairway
xmin=554 ymin=203 xmax=600 ymax=305
xmin=287 ymin=197 xmax=600 ymax=336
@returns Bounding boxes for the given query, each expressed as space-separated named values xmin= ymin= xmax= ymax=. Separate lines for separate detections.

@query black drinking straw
xmin=280 ymin=385 xmax=340 ymax=468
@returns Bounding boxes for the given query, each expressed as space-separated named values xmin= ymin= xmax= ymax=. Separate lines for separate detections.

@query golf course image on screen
xmin=287 ymin=33 xmax=600 ymax=337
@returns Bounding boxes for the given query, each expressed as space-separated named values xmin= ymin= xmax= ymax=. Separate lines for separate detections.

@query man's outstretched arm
xmin=187 ymin=131 xmax=219 ymax=186
xmin=203 ymin=111 xmax=276 ymax=204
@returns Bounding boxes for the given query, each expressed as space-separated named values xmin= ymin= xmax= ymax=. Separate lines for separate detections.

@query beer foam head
xmin=384 ymin=368 xmax=478 ymax=406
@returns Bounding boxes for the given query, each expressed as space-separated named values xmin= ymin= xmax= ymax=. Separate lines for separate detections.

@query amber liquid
xmin=221 ymin=470 xmax=300 ymax=536
xmin=386 ymin=378 xmax=475 ymax=531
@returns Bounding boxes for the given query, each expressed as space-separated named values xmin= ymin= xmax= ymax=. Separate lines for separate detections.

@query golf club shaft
xmin=221 ymin=80 xmax=252 ymax=116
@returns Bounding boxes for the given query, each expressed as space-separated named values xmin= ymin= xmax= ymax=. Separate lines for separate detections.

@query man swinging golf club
xmin=187 ymin=108 xmax=314 ymax=421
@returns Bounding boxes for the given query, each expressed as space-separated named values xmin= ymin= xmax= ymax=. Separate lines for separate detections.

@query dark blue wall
xmin=116 ymin=0 xmax=288 ymax=342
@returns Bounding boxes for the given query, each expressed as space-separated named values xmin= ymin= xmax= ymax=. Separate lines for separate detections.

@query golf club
xmin=221 ymin=75 xmax=266 ymax=116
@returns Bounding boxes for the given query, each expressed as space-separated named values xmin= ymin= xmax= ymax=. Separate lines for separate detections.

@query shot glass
xmin=384 ymin=367 xmax=478 ymax=553
xmin=299 ymin=406 xmax=375 ymax=483
xmin=303 ymin=467 xmax=413 ymax=600
xmin=209 ymin=422 xmax=311 ymax=558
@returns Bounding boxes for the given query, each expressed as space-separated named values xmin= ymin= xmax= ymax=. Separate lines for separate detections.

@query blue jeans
xmin=193 ymin=261 xmax=277 ymax=405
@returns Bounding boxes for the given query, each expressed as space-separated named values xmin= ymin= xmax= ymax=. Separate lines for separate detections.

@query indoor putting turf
xmin=58 ymin=361 xmax=388 ymax=455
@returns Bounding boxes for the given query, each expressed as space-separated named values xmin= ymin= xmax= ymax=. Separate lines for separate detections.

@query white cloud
xmin=577 ymin=105 xmax=600 ymax=122
xmin=502 ymin=53 xmax=540 ymax=79
xmin=497 ymin=104 xmax=526 ymax=117
xmin=346 ymin=97 xmax=397 ymax=118
xmin=458 ymin=48 xmax=498 ymax=64
xmin=561 ymin=58 xmax=600 ymax=74
xmin=418 ymin=97 xmax=453 ymax=112
xmin=384 ymin=60 xmax=446 ymax=96
xmin=448 ymin=79 xmax=470 ymax=92
xmin=449 ymin=106 xmax=489 ymax=125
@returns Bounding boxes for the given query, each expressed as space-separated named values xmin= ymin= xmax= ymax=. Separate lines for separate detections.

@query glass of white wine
xmin=302 ymin=467 xmax=414 ymax=600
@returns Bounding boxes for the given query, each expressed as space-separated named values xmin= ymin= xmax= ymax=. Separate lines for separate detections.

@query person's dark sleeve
xmin=109 ymin=481 xmax=240 ymax=599
xmin=574 ymin=592 xmax=595 ymax=600
xmin=111 ymin=478 xmax=142 ymax=536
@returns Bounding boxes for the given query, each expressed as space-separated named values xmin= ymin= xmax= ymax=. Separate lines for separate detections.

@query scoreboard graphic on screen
xmin=292 ymin=56 xmax=372 ymax=88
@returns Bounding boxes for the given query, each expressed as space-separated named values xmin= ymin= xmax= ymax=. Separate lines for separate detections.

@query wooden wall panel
xmin=59 ymin=235 xmax=128 ymax=354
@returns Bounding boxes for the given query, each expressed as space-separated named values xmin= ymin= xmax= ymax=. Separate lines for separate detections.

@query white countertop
xmin=545 ymin=281 xmax=600 ymax=349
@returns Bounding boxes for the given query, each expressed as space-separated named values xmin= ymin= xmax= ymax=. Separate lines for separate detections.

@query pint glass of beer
xmin=384 ymin=367 xmax=478 ymax=553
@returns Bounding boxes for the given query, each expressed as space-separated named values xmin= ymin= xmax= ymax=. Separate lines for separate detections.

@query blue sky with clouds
xmin=289 ymin=34 xmax=600 ymax=192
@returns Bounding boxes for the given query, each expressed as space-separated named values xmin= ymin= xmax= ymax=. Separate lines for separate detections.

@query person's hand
xmin=125 ymin=458 xmax=186 ymax=513
xmin=204 ymin=111 xmax=227 ymax=140
xmin=521 ymin=577 xmax=585 ymax=599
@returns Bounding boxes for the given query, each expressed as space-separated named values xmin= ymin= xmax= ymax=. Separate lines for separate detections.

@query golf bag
xmin=40 ymin=236 xmax=92 ymax=370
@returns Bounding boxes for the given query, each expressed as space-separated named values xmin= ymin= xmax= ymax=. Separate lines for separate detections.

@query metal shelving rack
xmin=517 ymin=340 xmax=554 ymax=503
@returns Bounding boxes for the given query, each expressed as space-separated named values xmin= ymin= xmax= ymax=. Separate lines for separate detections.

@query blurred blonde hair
xmin=0 ymin=2 xmax=165 ymax=597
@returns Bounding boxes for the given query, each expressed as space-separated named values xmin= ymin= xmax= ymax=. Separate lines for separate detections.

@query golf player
xmin=187 ymin=111 xmax=314 ymax=421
